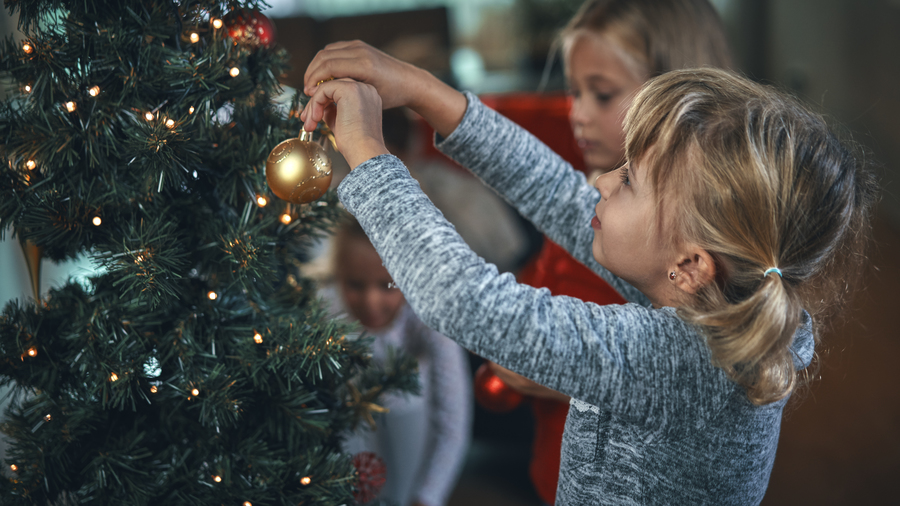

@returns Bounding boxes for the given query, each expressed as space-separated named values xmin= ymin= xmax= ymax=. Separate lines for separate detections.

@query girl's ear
xmin=672 ymin=246 xmax=717 ymax=295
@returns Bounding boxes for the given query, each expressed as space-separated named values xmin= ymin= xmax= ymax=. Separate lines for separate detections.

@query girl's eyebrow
xmin=585 ymin=75 xmax=616 ymax=86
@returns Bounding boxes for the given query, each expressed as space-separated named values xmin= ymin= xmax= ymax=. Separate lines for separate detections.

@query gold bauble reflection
xmin=266 ymin=131 xmax=333 ymax=204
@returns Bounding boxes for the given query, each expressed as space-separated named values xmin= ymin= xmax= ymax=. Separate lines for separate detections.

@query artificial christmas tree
xmin=0 ymin=1 xmax=416 ymax=504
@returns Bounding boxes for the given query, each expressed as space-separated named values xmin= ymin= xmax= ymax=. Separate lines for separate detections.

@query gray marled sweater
xmin=337 ymin=92 xmax=814 ymax=505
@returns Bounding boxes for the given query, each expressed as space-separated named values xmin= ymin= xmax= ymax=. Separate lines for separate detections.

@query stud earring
xmin=669 ymin=271 xmax=676 ymax=281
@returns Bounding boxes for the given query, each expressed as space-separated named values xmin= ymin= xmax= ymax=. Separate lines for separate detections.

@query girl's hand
xmin=304 ymin=40 xmax=421 ymax=110
xmin=300 ymin=78 xmax=390 ymax=169
xmin=303 ymin=40 xmax=467 ymax=138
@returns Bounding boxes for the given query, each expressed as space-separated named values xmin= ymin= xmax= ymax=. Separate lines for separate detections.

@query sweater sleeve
xmin=435 ymin=92 xmax=649 ymax=306
xmin=412 ymin=328 xmax=472 ymax=506
xmin=338 ymin=156 xmax=735 ymax=429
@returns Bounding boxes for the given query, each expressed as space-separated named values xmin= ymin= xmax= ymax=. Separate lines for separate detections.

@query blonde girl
xmin=297 ymin=43 xmax=876 ymax=505
xmin=563 ymin=0 xmax=731 ymax=173
xmin=506 ymin=2 xmax=734 ymax=502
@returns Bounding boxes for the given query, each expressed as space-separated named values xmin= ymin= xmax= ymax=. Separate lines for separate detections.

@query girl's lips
xmin=578 ymin=138 xmax=599 ymax=150
xmin=591 ymin=216 xmax=601 ymax=230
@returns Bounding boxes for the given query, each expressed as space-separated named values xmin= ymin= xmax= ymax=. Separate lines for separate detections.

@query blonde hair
xmin=625 ymin=69 xmax=877 ymax=405
xmin=561 ymin=0 xmax=732 ymax=76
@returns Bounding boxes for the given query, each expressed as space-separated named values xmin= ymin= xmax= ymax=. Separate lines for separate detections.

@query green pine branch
xmin=0 ymin=1 xmax=420 ymax=504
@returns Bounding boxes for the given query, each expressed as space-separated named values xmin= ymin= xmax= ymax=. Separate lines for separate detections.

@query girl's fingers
xmin=305 ymin=56 xmax=369 ymax=95
xmin=304 ymin=43 xmax=378 ymax=94
xmin=300 ymin=81 xmax=333 ymax=131
xmin=299 ymin=78 xmax=360 ymax=132
xmin=296 ymin=77 xmax=388 ymax=168
xmin=322 ymin=103 xmax=337 ymax=131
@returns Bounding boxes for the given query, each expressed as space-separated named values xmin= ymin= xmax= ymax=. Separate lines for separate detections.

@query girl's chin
xmin=362 ymin=317 xmax=393 ymax=332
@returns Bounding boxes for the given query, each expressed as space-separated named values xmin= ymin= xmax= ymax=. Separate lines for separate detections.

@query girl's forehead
xmin=564 ymin=29 xmax=648 ymax=80
xmin=563 ymin=30 xmax=646 ymax=80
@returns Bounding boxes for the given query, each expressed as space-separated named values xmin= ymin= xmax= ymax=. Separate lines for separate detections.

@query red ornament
xmin=474 ymin=362 xmax=524 ymax=413
xmin=351 ymin=451 xmax=386 ymax=504
xmin=223 ymin=8 xmax=276 ymax=48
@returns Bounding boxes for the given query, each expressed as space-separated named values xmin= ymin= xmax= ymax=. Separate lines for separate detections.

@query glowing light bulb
xmin=229 ymin=67 xmax=240 ymax=77
xmin=25 ymin=160 xmax=36 ymax=170
xmin=165 ymin=118 xmax=175 ymax=129
xmin=92 ymin=216 xmax=102 ymax=226
xmin=9 ymin=464 xmax=17 ymax=472
xmin=88 ymin=85 xmax=100 ymax=97
xmin=212 ymin=18 xmax=223 ymax=29
xmin=207 ymin=291 xmax=217 ymax=300
xmin=44 ymin=414 xmax=51 ymax=422
xmin=22 ymin=42 xmax=32 ymax=54
xmin=300 ymin=476 xmax=311 ymax=485
xmin=189 ymin=106 xmax=195 ymax=114
xmin=110 ymin=372 xmax=119 ymax=382
xmin=280 ymin=214 xmax=292 ymax=225
xmin=150 ymin=385 xmax=158 ymax=393
xmin=65 ymin=101 xmax=76 ymax=113
xmin=190 ymin=32 xmax=200 ymax=43
xmin=144 ymin=111 xmax=154 ymax=121
xmin=253 ymin=332 xmax=263 ymax=344
xmin=243 ymin=502 xmax=251 ymax=506
xmin=191 ymin=388 xmax=200 ymax=396
xmin=27 ymin=347 xmax=37 ymax=357
xmin=213 ymin=475 xmax=222 ymax=483
xmin=24 ymin=84 xmax=31 ymax=93
xmin=256 ymin=196 xmax=267 ymax=207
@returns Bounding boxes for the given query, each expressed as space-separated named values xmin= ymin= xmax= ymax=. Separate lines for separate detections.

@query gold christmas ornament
xmin=265 ymin=130 xmax=332 ymax=204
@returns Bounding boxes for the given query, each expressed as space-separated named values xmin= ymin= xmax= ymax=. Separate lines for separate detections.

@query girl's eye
xmin=619 ymin=166 xmax=630 ymax=186
xmin=595 ymin=92 xmax=614 ymax=103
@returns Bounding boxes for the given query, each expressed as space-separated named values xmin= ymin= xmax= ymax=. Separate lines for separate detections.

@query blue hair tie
xmin=763 ymin=267 xmax=782 ymax=278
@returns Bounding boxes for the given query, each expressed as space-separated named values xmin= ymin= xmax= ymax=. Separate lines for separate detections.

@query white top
xmin=324 ymin=288 xmax=473 ymax=506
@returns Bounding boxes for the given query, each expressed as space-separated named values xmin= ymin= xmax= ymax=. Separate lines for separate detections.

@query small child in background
xmin=326 ymin=216 xmax=472 ymax=506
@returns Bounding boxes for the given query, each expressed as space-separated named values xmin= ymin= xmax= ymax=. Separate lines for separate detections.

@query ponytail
xmin=689 ymin=270 xmax=801 ymax=404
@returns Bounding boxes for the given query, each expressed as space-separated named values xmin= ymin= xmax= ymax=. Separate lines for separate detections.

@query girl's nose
xmin=569 ymin=97 xmax=589 ymax=127
xmin=594 ymin=169 xmax=615 ymax=199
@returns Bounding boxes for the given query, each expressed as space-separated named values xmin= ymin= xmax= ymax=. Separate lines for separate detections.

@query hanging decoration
xmin=223 ymin=8 xmax=276 ymax=48
xmin=265 ymin=130 xmax=333 ymax=204
xmin=473 ymin=361 xmax=524 ymax=413
xmin=352 ymin=451 xmax=387 ymax=504
xmin=18 ymin=237 xmax=43 ymax=301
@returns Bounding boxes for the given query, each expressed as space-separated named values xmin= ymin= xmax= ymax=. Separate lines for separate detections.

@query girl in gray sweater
xmin=295 ymin=42 xmax=876 ymax=505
